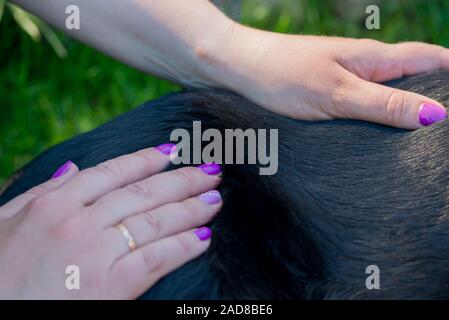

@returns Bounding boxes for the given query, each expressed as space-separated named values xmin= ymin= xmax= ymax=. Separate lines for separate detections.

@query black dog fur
xmin=1 ymin=71 xmax=449 ymax=299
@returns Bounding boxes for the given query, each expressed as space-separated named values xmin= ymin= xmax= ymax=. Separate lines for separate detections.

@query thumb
xmin=0 ymin=160 xmax=79 ymax=219
xmin=336 ymin=77 xmax=448 ymax=129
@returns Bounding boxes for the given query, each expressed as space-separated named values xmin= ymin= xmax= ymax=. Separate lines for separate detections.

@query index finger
xmin=58 ymin=143 xmax=176 ymax=205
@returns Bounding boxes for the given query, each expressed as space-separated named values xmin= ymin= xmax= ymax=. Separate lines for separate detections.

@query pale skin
xmin=2 ymin=0 xmax=449 ymax=298
xmin=11 ymin=0 xmax=449 ymax=128
xmin=0 ymin=147 xmax=222 ymax=299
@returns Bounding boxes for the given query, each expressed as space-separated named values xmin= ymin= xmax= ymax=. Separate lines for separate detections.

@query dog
xmin=1 ymin=70 xmax=449 ymax=299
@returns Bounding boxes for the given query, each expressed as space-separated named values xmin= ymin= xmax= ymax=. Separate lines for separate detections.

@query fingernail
xmin=197 ymin=163 xmax=221 ymax=176
xmin=155 ymin=143 xmax=176 ymax=155
xmin=194 ymin=226 xmax=212 ymax=241
xmin=52 ymin=161 xmax=72 ymax=179
xmin=198 ymin=190 xmax=221 ymax=205
xmin=418 ymin=103 xmax=447 ymax=126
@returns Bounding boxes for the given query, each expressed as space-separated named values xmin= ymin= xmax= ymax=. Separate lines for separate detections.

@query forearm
xmin=10 ymin=0 xmax=236 ymax=88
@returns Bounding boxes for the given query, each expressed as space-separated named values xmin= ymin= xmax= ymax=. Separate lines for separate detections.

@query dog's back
xmin=2 ymin=71 xmax=449 ymax=299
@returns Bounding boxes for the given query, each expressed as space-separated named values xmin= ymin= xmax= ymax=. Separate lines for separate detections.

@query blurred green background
xmin=1 ymin=0 xmax=449 ymax=185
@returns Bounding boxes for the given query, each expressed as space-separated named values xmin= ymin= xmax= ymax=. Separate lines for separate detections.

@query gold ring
xmin=116 ymin=223 xmax=137 ymax=252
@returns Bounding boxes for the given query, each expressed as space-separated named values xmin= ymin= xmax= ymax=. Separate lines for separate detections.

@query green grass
xmin=1 ymin=0 xmax=449 ymax=185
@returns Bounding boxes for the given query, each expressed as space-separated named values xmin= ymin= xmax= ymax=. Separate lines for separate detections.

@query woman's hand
xmin=0 ymin=144 xmax=222 ymax=299
xmin=12 ymin=0 xmax=447 ymax=128
xmin=204 ymin=26 xmax=449 ymax=129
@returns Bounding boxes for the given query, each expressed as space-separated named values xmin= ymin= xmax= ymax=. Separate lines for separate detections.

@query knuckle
xmin=434 ymin=44 xmax=447 ymax=54
xmin=396 ymin=41 xmax=430 ymax=54
xmin=28 ymin=192 xmax=56 ymax=211
xmin=385 ymin=90 xmax=408 ymax=125
xmin=180 ymin=201 xmax=200 ymax=221
xmin=420 ymin=42 xmax=443 ymax=52
xmin=125 ymin=183 xmax=153 ymax=199
xmin=173 ymin=167 xmax=196 ymax=185
xmin=142 ymin=211 xmax=161 ymax=236
xmin=141 ymin=249 xmax=162 ymax=272
xmin=175 ymin=234 xmax=194 ymax=254
xmin=358 ymin=38 xmax=381 ymax=47
xmin=26 ymin=183 xmax=51 ymax=197
xmin=94 ymin=161 xmax=121 ymax=176
xmin=134 ymin=150 xmax=154 ymax=164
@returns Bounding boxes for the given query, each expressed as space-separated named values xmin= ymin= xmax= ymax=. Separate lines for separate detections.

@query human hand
xmin=0 ymin=144 xmax=222 ymax=299
xmin=204 ymin=26 xmax=449 ymax=129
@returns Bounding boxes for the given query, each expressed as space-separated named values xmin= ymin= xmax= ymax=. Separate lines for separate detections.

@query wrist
xmin=194 ymin=22 xmax=274 ymax=94
xmin=192 ymin=17 xmax=249 ymax=88
xmin=188 ymin=15 xmax=240 ymax=89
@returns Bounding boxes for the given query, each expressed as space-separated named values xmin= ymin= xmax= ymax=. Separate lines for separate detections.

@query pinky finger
xmin=110 ymin=226 xmax=212 ymax=299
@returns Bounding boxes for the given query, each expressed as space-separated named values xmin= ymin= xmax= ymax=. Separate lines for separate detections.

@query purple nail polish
xmin=198 ymin=190 xmax=221 ymax=205
xmin=418 ymin=103 xmax=447 ymax=126
xmin=52 ymin=161 xmax=72 ymax=179
xmin=194 ymin=226 xmax=212 ymax=241
xmin=197 ymin=163 xmax=221 ymax=175
xmin=155 ymin=143 xmax=176 ymax=155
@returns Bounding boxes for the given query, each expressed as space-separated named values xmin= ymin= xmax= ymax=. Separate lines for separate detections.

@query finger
xmin=110 ymin=227 xmax=212 ymax=299
xmin=91 ymin=163 xmax=222 ymax=227
xmin=392 ymin=42 xmax=449 ymax=74
xmin=104 ymin=190 xmax=221 ymax=257
xmin=57 ymin=144 xmax=176 ymax=205
xmin=332 ymin=72 xmax=447 ymax=129
xmin=0 ymin=161 xmax=79 ymax=219
xmin=340 ymin=41 xmax=449 ymax=83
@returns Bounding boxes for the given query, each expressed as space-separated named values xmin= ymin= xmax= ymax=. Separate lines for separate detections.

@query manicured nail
xmin=418 ymin=103 xmax=447 ymax=126
xmin=197 ymin=163 xmax=221 ymax=175
xmin=194 ymin=226 xmax=212 ymax=241
xmin=155 ymin=143 xmax=176 ymax=155
xmin=52 ymin=161 xmax=72 ymax=179
xmin=198 ymin=190 xmax=221 ymax=205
